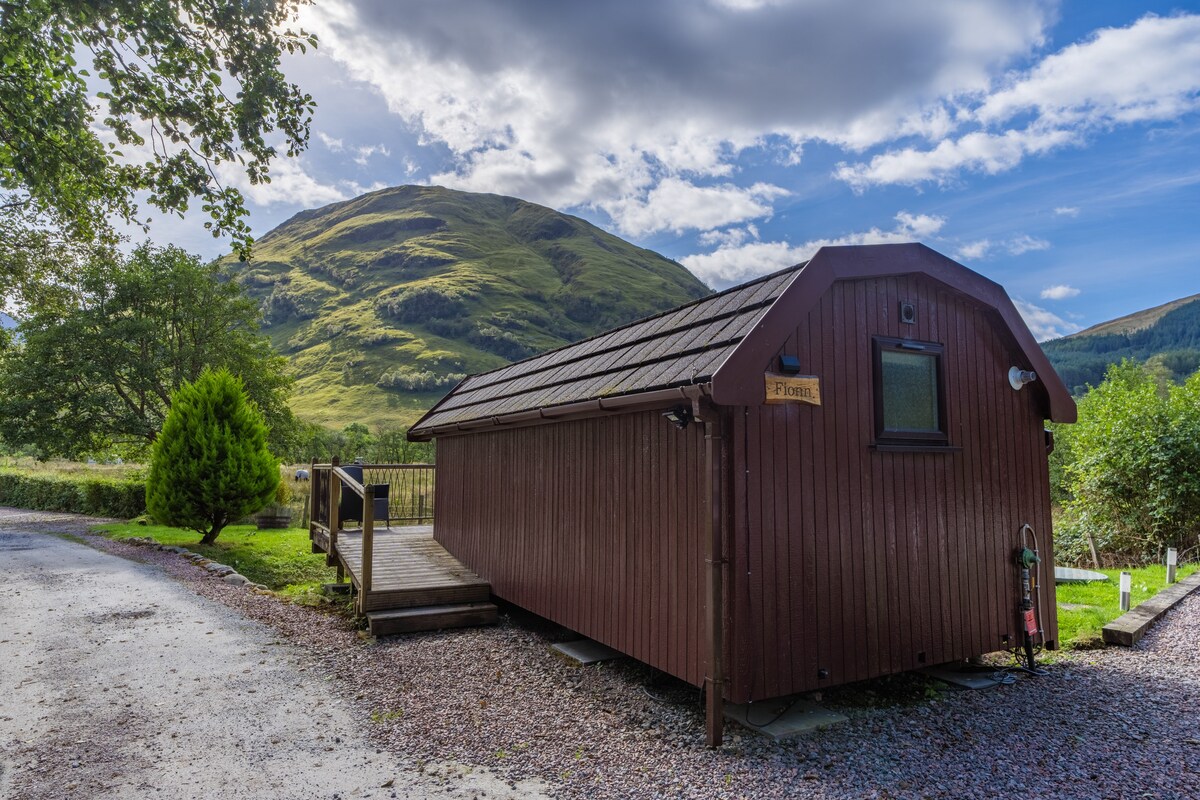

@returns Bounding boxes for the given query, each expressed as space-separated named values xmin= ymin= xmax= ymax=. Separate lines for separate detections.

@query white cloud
xmin=893 ymin=211 xmax=947 ymax=238
xmin=317 ymin=131 xmax=345 ymax=152
xmin=300 ymin=0 xmax=1051 ymax=234
xmin=955 ymin=234 xmax=1048 ymax=260
xmin=352 ymin=143 xmax=391 ymax=166
xmin=604 ymin=179 xmax=789 ymax=237
xmin=956 ymin=239 xmax=992 ymax=260
xmin=1014 ymin=299 xmax=1081 ymax=341
xmin=217 ymin=159 xmax=349 ymax=208
xmin=976 ymin=14 xmax=1200 ymax=127
xmin=1040 ymin=284 xmax=1081 ymax=300
xmin=317 ymin=131 xmax=390 ymax=166
xmin=1054 ymin=206 xmax=1080 ymax=217
xmin=837 ymin=14 xmax=1200 ymax=189
xmin=1007 ymin=234 xmax=1050 ymax=255
xmin=682 ymin=211 xmax=945 ymax=286
xmin=698 ymin=223 xmax=759 ymax=248
xmin=836 ymin=127 xmax=1077 ymax=189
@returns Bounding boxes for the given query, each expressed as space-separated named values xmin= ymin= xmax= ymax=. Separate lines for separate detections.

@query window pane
xmin=881 ymin=350 xmax=939 ymax=432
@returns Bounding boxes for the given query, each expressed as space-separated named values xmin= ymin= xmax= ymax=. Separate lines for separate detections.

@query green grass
xmin=94 ymin=521 xmax=336 ymax=596
xmin=1056 ymin=563 xmax=1198 ymax=648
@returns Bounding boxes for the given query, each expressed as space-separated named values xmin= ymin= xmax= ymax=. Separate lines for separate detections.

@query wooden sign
xmin=764 ymin=373 xmax=821 ymax=406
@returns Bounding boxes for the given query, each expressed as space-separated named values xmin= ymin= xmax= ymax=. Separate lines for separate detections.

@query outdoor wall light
xmin=778 ymin=354 xmax=802 ymax=374
xmin=1009 ymin=366 xmax=1038 ymax=391
xmin=662 ymin=406 xmax=693 ymax=429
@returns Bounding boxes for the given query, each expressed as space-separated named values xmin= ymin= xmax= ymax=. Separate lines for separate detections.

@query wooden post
xmin=329 ymin=457 xmax=341 ymax=559
xmin=361 ymin=483 xmax=375 ymax=614
xmin=306 ymin=458 xmax=315 ymax=532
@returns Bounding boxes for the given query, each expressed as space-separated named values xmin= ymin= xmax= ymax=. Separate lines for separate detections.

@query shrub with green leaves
xmin=146 ymin=369 xmax=278 ymax=544
xmin=1054 ymin=361 xmax=1200 ymax=565
xmin=0 ymin=468 xmax=145 ymax=518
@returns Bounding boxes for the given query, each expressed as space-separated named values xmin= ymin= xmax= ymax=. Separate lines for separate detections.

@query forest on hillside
xmin=1043 ymin=299 xmax=1200 ymax=394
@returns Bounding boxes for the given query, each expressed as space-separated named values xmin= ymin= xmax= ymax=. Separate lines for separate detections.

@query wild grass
xmin=1056 ymin=563 xmax=1198 ymax=648
xmin=0 ymin=457 xmax=143 ymax=480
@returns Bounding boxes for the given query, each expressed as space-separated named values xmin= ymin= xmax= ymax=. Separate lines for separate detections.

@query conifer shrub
xmin=146 ymin=368 xmax=278 ymax=544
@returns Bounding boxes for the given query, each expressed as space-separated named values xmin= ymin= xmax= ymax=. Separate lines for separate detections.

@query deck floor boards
xmin=328 ymin=525 xmax=491 ymax=610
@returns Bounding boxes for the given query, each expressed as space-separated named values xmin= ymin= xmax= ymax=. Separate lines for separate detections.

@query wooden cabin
xmin=408 ymin=243 xmax=1076 ymax=744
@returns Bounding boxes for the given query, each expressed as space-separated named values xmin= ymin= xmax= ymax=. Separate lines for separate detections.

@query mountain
xmin=232 ymin=185 xmax=711 ymax=429
xmin=1042 ymin=294 xmax=1200 ymax=394
xmin=0 ymin=312 xmax=15 ymax=330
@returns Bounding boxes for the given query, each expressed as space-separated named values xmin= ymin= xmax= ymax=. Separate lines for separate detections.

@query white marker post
xmin=1119 ymin=571 xmax=1132 ymax=612
xmin=1167 ymin=548 xmax=1178 ymax=585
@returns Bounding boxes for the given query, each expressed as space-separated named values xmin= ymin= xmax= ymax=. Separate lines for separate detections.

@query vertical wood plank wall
xmin=436 ymin=411 xmax=709 ymax=688
xmin=729 ymin=275 xmax=1057 ymax=703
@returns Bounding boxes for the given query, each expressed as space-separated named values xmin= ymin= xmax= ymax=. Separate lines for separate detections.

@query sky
xmin=145 ymin=0 xmax=1200 ymax=341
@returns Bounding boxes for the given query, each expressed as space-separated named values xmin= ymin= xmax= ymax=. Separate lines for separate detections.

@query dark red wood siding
xmin=728 ymin=275 xmax=1057 ymax=703
xmin=435 ymin=410 xmax=709 ymax=688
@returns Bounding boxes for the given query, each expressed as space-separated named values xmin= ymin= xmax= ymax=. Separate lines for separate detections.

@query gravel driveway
xmin=0 ymin=509 xmax=546 ymax=800
xmin=2 ymin=507 xmax=1198 ymax=799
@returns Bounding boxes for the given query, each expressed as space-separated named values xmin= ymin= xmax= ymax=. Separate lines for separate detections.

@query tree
xmin=341 ymin=423 xmax=373 ymax=461
xmin=1054 ymin=361 xmax=1200 ymax=564
xmin=0 ymin=243 xmax=295 ymax=458
xmin=0 ymin=0 xmax=316 ymax=271
xmin=146 ymin=368 xmax=278 ymax=543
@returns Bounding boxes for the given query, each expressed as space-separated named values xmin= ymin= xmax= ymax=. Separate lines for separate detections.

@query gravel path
xmin=3 ymin=507 xmax=1198 ymax=799
xmin=0 ymin=509 xmax=546 ymax=800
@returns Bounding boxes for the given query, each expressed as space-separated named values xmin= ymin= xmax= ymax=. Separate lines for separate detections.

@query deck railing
xmin=362 ymin=464 xmax=436 ymax=524
xmin=309 ymin=459 xmax=436 ymax=613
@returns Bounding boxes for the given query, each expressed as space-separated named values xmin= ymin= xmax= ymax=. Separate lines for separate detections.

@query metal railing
xmin=362 ymin=464 xmax=436 ymax=524
xmin=309 ymin=458 xmax=436 ymax=613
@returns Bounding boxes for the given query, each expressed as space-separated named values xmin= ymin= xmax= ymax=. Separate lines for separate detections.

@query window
xmin=872 ymin=337 xmax=948 ymax=445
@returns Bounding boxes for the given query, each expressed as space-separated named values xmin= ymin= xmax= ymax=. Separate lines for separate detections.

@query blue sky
xmin=149 ymin=0 xmax=1200 ymax=340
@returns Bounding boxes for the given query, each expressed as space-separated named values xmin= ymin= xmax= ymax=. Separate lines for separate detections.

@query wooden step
xmin=362 ymin=582 xmax=491 ymax=612
xmin=367 ymin=602 xmax=499 ymax=636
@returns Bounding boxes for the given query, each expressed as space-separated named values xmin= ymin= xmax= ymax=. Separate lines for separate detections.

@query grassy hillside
xmin=230 ymin=185 xmax=710 ymax=429
xmin=1043 ymin=295 xmax=1200 ymax=394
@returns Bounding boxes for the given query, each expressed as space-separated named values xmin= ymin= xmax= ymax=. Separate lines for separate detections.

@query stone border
xmin=1102 ymin=571 xmax=1200 ymax=646
xmin=119 ymin=535 xmax=267 ymax=589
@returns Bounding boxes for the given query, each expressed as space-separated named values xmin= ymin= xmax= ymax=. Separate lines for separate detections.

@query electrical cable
xmin=743 ymin=696 xmax=804 ymax=729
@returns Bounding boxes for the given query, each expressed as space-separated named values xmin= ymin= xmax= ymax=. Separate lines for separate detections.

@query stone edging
xmin=119 ymin=536 xmax=267 ymax=590
xmin=1102 ymin=571 xmax=1200 ymax=646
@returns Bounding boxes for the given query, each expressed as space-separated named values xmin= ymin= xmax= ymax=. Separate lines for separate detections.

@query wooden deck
xmin=336 ymin=525 xmax=491 ymax=612
xmin=311 ymin=523 xmax=496 ymax=634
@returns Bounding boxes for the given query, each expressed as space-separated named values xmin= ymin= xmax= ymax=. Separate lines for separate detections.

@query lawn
xmin=94 ymin=521 xmax=336 ymax=597
xmin=1056 ymin=563 xmax=1198 ymax=648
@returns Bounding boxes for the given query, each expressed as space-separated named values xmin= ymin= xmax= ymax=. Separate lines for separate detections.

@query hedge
xmin=0 ymin=469 xmax=146 ymax=519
